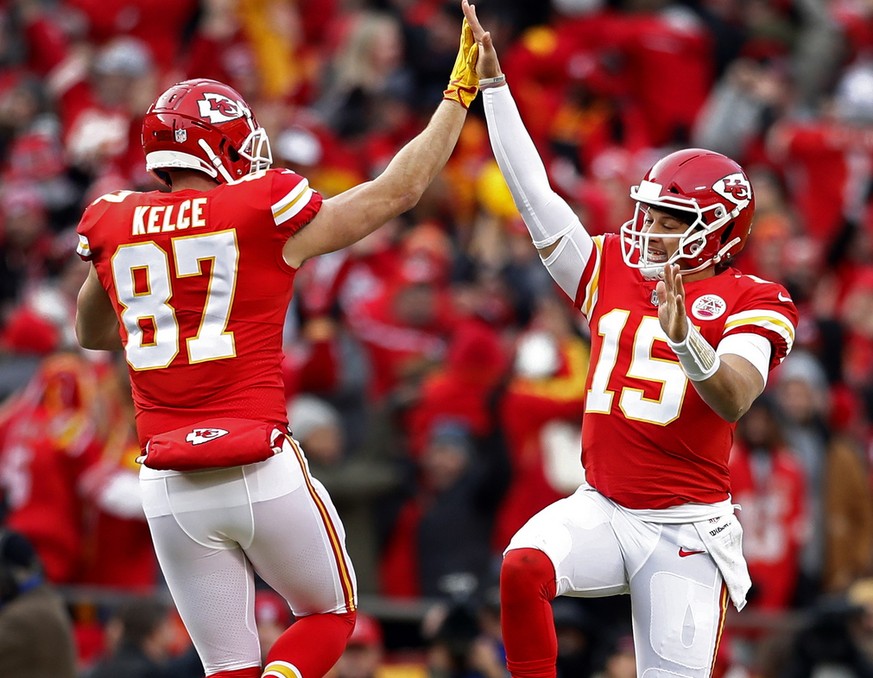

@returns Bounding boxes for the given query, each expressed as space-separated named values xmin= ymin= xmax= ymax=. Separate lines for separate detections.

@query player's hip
xmin=139 ymin=440 xmax=308 ymax=519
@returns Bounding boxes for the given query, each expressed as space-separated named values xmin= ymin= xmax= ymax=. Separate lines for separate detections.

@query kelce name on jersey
xmin=132 ymin=198 xmax=208 ymax=236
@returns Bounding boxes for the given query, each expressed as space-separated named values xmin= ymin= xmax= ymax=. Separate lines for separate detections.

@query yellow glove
xmin=443 ymin=18 xmax=479 ymax=109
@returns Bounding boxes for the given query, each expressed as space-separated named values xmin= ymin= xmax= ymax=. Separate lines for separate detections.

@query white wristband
xmin=479 ymin=74 xmax=506 ymax=89
xmin=667 ymin=323 xmax=721 ymax=382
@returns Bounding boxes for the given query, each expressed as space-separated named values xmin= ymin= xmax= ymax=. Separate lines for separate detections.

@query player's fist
xmin=443 ymin=14 xmax=479 ymax=109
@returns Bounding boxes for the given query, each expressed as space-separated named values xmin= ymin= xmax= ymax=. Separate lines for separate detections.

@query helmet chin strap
xmin=714 ymin=236 xmax=741 ymax=263
xmin=198 ymin=139 xmax=235 ymax=183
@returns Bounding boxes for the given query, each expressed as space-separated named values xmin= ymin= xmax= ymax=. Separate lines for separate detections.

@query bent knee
xmin=501 ymin=548 xmax=557 ymax=602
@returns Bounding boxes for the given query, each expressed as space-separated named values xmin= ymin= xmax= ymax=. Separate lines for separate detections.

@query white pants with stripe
xmin=140 ymin=438 xmax=357 ymax=676
xmin=507 ymin=485 xmax=729 ymax=677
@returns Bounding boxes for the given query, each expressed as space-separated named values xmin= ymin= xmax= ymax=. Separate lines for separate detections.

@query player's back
xmin=76 ymin=169 xmax=322 ymax=445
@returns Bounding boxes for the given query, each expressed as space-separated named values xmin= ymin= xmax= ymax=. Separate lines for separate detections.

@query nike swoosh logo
xmin=678 ymin=548 xmax=706 ymax=558
xmin=778 ymin=292 xmax=792 ymax=302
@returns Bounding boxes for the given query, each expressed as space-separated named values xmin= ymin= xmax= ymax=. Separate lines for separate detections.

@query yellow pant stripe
xmin=709 ymin=582 xmax=730 ymax=676
xmin=286 ymin=436 xmax=356 ymax=611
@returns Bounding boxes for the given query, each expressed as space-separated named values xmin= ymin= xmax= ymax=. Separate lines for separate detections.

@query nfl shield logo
xmin=174 ymin=128 xmax=188 ymax=143
xmin=650 ymin=289 xmax=659 ymax=306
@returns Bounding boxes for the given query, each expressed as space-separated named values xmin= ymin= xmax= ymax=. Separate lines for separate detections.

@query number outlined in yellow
xmin=110 ymin=231 xmax=240 ymax=370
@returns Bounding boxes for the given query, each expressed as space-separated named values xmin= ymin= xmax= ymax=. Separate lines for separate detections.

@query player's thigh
xmin=629 ymin=522 xmax=727 ymax=677
xmin=245 ymin=463 xmax=356 ymax=617
xmin=145 ymin=513 xmax=260 ymax=674
xmin=506 ymin=488 xmax=628 ymax=597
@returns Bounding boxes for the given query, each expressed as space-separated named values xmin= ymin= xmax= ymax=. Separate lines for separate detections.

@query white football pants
xmin=507 ymin=485 xmax=729 ymax=677
xmin=139 ymin=437 xmax=357 ymax=676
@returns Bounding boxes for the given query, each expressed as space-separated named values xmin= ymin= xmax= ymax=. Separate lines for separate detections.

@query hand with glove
xmin=442 ymin=6 xmax=480 ymax=109
xmin=462 ymin=0 xmax=505 ymax=88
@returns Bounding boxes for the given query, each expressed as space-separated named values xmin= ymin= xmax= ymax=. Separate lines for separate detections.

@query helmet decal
xmin=713 ymin=173 xmax=752 ymax=208
xmin=197 ymin=93 xmax=248 ymax=123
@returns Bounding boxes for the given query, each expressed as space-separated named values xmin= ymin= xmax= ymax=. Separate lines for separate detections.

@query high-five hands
xmin=657 ymin=264 xmax=690 ymax=343
xmin=462 ymin=0 xmax=502 ymax=80
xmin=443 ymin=3 xmax=480 ymax=109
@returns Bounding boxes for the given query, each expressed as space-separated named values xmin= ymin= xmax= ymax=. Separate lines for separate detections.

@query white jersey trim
xmin=722 ymin=308 xmax=795 ymax=356
xmin=77 ymin=233 xmax=92 ymax=259
xmin=271 ymin=179 xmax=313 ymax=226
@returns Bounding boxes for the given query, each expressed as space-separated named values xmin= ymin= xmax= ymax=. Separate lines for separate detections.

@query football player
xmin=462 ymin=2 xmax=798 ymax=677
xmin=73 ymin=11 xmax=481 ymax=678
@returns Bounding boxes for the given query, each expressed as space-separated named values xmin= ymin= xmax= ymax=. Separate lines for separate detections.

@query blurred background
xmin=1 ymin=0 xmax=873 ymax=676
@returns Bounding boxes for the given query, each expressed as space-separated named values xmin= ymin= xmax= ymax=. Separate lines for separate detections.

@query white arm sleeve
xmin=483 ymin=84 xmax=592 ymax=253
xmin=540 ymin=226 xmax=593 ymax=300
xmin=717 ymin=332 xmax=772 ymax=386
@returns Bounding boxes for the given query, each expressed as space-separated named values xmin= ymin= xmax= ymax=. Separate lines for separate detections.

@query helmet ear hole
xmin=720 ymin=224 xmax=734 ymax=244
xmin=227 ymin=145 xmax=241 ymax=162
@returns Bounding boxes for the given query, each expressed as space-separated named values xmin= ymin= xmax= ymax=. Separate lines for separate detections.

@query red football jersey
xmin=76 ymin=169 xmax=322 ymax=446
xmin=574 ymin=235 xmax=797 ymax=509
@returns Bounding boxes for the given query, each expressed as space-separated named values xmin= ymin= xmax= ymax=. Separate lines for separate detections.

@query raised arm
xmin=462 ymin=1 xmax=593 ymax=301
xmin=282 ymin=10 xmax=479 ymax=269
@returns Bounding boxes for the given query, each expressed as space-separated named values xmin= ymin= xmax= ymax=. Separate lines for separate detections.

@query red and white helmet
xmin=620 ymin=148 xmax=755 ymax=276
xmin=142 ymin=78 xmax=272 ymax=186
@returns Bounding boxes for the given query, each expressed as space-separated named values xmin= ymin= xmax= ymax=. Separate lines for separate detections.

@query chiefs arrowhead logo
xmin=197 ymin=93 xmax=248 ymax=123
xmin=713 ymin=173 xmax=752 ymax=209
xmin=186 ymin=427 xmax=230 ymax=445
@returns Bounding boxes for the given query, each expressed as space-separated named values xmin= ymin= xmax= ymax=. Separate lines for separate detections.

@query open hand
xmin=657 ymin=264 xmax=690 ymax=343
xmin=462 ymin=0 xmax=502 ymax=80
xmin=442 ymin=10 xmax=479 ymax=108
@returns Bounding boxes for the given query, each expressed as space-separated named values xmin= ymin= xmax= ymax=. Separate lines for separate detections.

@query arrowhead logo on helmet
xmin=197 ymin=93 xmax=247 ymax=124
xmin=713 ymin=173 xmax=752 ymax=208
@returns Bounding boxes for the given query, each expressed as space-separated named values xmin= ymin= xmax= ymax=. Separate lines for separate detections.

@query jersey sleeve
xmin=269 ymin=168 xmax=323 ymax=238
xmin=575 ymin=235 xmax=606 ymax=319
xmin=76 ymin=220 xmax=94 ymax=260
xmin=722 ymin=278 xmax=798 ymax=370
xmin=75 ymin=190 xmax=136 ymax=261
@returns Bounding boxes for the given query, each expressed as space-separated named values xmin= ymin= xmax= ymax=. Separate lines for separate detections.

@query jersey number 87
xmin=110 ymin=230 xmax=239 ymax=370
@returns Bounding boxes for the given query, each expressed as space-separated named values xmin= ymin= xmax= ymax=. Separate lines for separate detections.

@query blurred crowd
xmin=2 ymin=0 xmax=873 ymax=676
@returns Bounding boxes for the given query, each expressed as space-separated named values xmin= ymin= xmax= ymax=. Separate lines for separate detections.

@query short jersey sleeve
xmin=722 ymin=277 xmax=798 ymax=370
xmin=575 ymin=235 xmax=607 ymax=319
xmin=75 ymin=190 xmax=136 ymax=261
xmin=269 ymin=168 xmax=323 ymax=239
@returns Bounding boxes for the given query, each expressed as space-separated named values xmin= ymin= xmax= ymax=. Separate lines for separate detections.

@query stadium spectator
xmin=772 ymin=350 xmax=873 ymax=601
xmin=380 ymin=418 xmax=509 ymax=599
xmin=0 ymin=528 xmax=76 ymax=678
